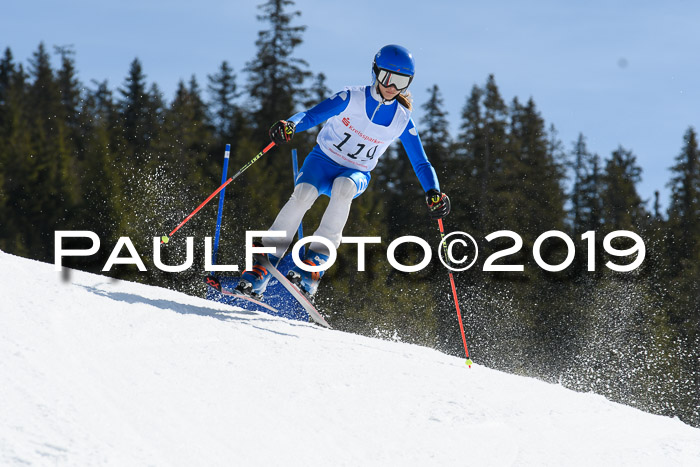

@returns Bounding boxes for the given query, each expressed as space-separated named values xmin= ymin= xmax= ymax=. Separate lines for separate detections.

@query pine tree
xmin=11 ymin=43 xmax=79 ymax=261
xmin=570 ymin=133 xmax=588 ymax=233
xmin=0 ymin=48 xmax=16 ymax=248
xmin=0 ymin=48 xmax=17 ymax=143
xmin=601 ymin=145 xmax=646 ymax=231
xmin=240 ymin=0 xmax=312 ymax=223
xmin=0 ymin=48 xmax=14 ymax=106
xmin=653 ymin=190 xmax=662 ymax=219
xmin=478 ymin=75 xmax=510 ymax=233
xmin=570 ymin=133 xmax=603 ymax=235
xmin=507 ymin=97 xmax=566 ymax=238
xmin=453 ymin=84 xmax=484 ymax=232
xmin=162 ymin=76 xmax=213 ymax=179
xmin=420 ymin=84 xmax=451 ymax=181
xmin=0 ymin=51 xmax=30 ymax=254
xmin=146 ymin=82 xmax=166 ymax=148
xmin=118 ymin=58 xmax=158 ymax=163
xmin=244 ymin=0 xmax=311 ymax=142
xmin=207 ymin=60 xmax=240 ymax=144
xmin=667 ymin=127 xmax=700 ymax=265
xmin=53 ymin=45 xmax=82 ymax=132
xmin=53 ymin=45 xmax=86 ymax=211
xmin=506 ymin=97 xmax=571 ymax=369
xmin=27 ymin=43 xmax=61 ymax=137
xmin=665 ymin=127 xmax=700 ymax=347
xmin=79 ymin=79 xmax=123 ymax=266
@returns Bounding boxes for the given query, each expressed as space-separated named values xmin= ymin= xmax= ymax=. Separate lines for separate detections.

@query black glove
xmin=269 ymin=120 xmax=296 ymax=145
xmin=426 ymin=189 xmax=451 ymax=220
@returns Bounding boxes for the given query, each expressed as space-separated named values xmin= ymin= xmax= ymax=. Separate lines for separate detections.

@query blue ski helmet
xmin=373 ymin=45 xmax=415 ymax=90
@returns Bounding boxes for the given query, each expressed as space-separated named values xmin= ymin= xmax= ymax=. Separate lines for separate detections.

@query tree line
xmin=1 ymin=0 xmax=698 ymax=427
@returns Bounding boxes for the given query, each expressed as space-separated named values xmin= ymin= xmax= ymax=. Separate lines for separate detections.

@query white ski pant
xmin=262 ymin=178 xmax=357 ymax=258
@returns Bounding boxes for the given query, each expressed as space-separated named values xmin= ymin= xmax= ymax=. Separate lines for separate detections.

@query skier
xmin=237 ymin=44 xmax=450 ymax=298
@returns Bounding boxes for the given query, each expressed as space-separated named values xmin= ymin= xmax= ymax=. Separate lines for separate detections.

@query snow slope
xmin=1 ymin=250 xmax=699 ymax=466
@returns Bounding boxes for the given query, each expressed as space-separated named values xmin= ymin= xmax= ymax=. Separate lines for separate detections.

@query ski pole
xmin=437 ymin=218 xmax=473 ymax=367
xmin=160 ymin=142 xmax=276 ymax=244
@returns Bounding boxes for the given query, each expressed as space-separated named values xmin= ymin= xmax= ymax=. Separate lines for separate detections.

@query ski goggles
xmin=374 ymin=66 xmax=413 ymax=91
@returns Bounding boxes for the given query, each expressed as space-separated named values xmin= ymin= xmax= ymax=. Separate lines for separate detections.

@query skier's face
xmin=378 ymin=82 xmax=400 ymax=100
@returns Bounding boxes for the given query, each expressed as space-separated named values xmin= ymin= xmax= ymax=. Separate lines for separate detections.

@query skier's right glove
xmin=269 ymin=120 xmax=296 ymax=145
xmin=426 ymin=189 xmax=451 ymax=220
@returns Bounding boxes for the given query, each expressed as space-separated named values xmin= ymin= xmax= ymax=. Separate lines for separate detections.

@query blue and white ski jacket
xmin=287 ymin=85 xmax=440 ymax=192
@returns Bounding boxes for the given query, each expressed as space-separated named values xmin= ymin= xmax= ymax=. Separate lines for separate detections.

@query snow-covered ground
xmin=1 ymin=250 xmax=699 ymax=466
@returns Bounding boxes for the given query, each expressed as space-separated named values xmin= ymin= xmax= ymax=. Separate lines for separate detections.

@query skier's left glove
xmin=426 ymin=189 xmax=451 ymax=220
xmin=269 ymin=120 xmax=296 ymax=145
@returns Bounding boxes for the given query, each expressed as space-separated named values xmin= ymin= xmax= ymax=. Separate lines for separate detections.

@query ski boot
xmin=286 ymin=249 xmax=330 ymax=297
xmin=235 ymin=242 xmax=280 ymax=298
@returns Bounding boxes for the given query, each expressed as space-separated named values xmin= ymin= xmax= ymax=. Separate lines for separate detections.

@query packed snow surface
xmin=1 ymin=250 xmax=699 ymax=466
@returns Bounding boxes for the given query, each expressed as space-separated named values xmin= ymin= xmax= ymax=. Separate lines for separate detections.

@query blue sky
xmin=3 ymin=0 xmax=699 ymax=210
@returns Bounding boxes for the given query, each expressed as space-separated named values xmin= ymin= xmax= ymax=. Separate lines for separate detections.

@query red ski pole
xmin=160 ymin=142 xmax=276 ymax=244
xmin=437 ymin=218 xmax=473 ymax=367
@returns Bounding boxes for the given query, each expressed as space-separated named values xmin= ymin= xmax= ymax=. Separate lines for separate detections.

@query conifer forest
xmin=1 ymin=0 xmax=698 ymax=427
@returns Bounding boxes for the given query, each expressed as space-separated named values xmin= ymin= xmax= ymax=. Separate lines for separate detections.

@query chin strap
xmin=371 ymin=83 xmax=396 ymax=103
